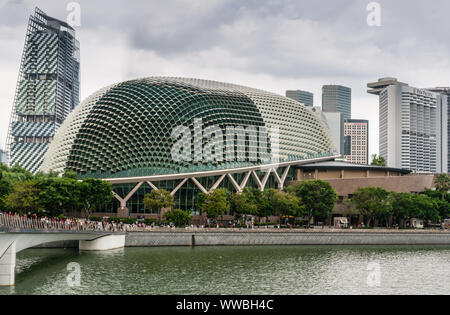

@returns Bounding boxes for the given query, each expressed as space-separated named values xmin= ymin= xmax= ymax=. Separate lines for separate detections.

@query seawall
xmin=125 ymin=230 xmax=450 ymax=247
xmin=30 ymin=230 xmax=450 ymax=249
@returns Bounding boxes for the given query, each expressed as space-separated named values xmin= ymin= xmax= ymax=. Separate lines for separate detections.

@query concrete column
xmin=117 ymin=207 xmax=129 ymax=218
xmin=79 ymin=235 xmax=125 ymax=251
xmin=296 ymin=169 xmax=303 ymax=181
xmin=0 ymin=242 xmax=16 ymax=287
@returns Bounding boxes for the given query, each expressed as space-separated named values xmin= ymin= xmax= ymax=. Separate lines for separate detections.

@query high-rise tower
xmin=6 ymin=7 xmax=80 ymax=173
xmin=322 ymin=85 xmax=351 ymax=121
xmin=368 ymin=78 xmax=448 ymax=173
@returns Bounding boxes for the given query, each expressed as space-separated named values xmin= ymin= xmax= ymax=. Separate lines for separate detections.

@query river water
xmin=1 ymin=245 xmax=450 ymax=295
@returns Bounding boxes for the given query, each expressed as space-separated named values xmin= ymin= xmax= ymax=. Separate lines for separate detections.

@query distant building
xmin=426 ymin=87 xmax=450 ymax=172
xmin=285 ymin=90 xmax=314 ymax=107
xmin=322 ymin=85 xmax=351 ymax=120
xmin=0 ymin=149 xmax=7 ymax=164
xmin=344 ymin=119 xmax=369 ymax=165
xmin=312 ymin=107 xmax=344 ymax=156
xmin=6 ymin=8 xmax=80 ymax=174
xmin=368 ymin=78 xmax=448 ymax=173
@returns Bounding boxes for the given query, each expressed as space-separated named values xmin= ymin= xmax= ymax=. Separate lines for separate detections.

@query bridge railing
xmin=0 ymin=213 xmax=126 ymax=233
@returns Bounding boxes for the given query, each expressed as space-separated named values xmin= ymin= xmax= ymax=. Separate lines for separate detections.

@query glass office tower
xmin=6 ymin=7 xmax=80 ymax=173
xmin=322 ymin=85 xmax=351 ymax=120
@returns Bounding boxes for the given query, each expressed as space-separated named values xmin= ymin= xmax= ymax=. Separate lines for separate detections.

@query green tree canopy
xmin=231 ymin=188 xmax=258 ymax=216
xmin=292 ymin=180 xmax=337 ymax=224
xmin=143 ymin=189 xmax=174 ymax=215
xmin=163 ymin=209 xmax=192 ymax=227
xmin=200 ymin=188 xmax=230 ymax=219
xmin=434 ymin=174 xmax=450 ymax=200
xmin=79 ymin=178 xmax=114 ymax=219
xmin=266 ymin=189 xmax=303 ymax=221
xmin=351 ymin=187 xmax=392 ymax=227
xmin=5 ymin=180 xmax=41 ymax=214
xmin=371 ymin=154 xmax=387 ymax=167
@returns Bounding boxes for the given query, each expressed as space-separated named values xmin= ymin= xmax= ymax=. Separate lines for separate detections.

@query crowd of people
xmin=0 ymin=212 xmax=156 ymax=232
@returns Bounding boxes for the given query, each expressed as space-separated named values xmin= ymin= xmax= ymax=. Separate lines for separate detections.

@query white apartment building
xmin=369 ymin=78 xmax=448 ymax=173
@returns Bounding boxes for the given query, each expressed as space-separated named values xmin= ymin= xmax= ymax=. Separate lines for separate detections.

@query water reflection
xmin=1 ymin=245 xmax=450 ymax=295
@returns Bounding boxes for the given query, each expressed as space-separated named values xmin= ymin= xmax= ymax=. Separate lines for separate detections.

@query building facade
xmin=41 ymin=77 xmax=335 ymax=216
xmin=285 ymin=90 xmax=314 ymax=107
xmin=6 ymin=7 xmax=80 ymax=173
xmin=0 ymin=149 xmax=7 ymax=164
xmin=344 ymin=119 xmax=369 ymax=165
xmin=312 ymin=107 xmax=344 ymax=155
xmin=427 ymin=87 xmax=450 ymax=172
xmin=293 ymin=161 xmax=434 ymax=216
xmin=368 ymin=78 xmax=448 ymax=173
xmin=322 ymin=85 xmax=351 ymax=120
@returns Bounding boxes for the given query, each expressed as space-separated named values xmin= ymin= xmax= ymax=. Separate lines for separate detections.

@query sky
xmin=1 ymin=0 xmax=450 ymax=158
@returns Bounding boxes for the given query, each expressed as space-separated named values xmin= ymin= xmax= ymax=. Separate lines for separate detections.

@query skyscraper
xmin=368 ymin=78 xmax=448 ymax=173
xmin=427 ymin=87 xmax=450 ymax=172
xmin=322 ymin=85 xmax=351 ymax=120
xmin=344 ymin=119 xmax=369 ymax=165
xmin=285 ymin=90 xmax=314 ymax=107
xmin=6 ymin=7 xmax=80 ymax=173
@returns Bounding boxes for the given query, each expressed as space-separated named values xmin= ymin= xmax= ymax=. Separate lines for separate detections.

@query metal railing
xmin=0 ymin=213 xmax=128 ymax=233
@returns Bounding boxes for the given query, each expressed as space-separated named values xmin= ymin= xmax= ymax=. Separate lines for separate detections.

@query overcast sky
xmin=1 ymin=0 xmax=450 ymax=157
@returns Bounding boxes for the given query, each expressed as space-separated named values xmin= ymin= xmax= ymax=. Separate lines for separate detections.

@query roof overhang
xmin=102 ymin=155 xmax=340 ymax=184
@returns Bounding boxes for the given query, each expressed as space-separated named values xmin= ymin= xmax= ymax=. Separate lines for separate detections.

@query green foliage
xmin=292 ymin=180 xmax=337 ymax=223
xmin=35 ymin=177 xmax=81 ymax=217
xmin=5 ymin=180 xmax=41 ymax=214
xmin=266 ymin=188 xmax=303 ymax=218
xmin=351 ymin=187 xmax=391 ymax=227
xmin=163 ymin=209 xmax=192 ymax=227
xmin=231 ymin=188 xmax=258 ymax=216
xmin=434 ymin=174 xmax=450 ymax=200
xmin=79 ymin=178 xmax=114 ymax=219
xmin=371 ymin=154 xmax=387 ymax=167
xmin=200 ymin=188 xmax=230 ymax=219
xmin=143 ymin=189 xmax=174 ymax=214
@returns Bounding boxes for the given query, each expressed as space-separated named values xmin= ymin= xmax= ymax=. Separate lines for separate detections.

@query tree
xmin=79 ymin=178 xmax=114 ymax=219
xmin=0 ymin=171 xmax=13 ymax=211
xmin=435 ymin=199 xmax=450 ymax=221
xmin=163 ymin=209 xmax=192 ymax=227
xmin=266 ymin=189 xmax=302 ymax=224
xmin=434 ymin=174 xmax=450 ymax=200
xmin=391 ymin=193 xmax=415 ymax=227
xmin=232 ymin=188 xmax=258 ymax=217
xmin=143 ymin=189 xmax=174 ymax=220
xmin=200 ymin=188 xmax=230 ymax=220
xmin=292 ymin=180 xmax=337 ymax=225
xmin=415 ymin=194 xmax=439 ymax=223
xmin=351 ymin=187 xmax=391 ymax=227
xmin=36 ymin=177 xmax=82 ymax=217
xmin=5 ymin=180 xmax=41 ymax=214
xmin=249 ymin=189 xmax=272 ymax=222
xmin=371 ymin=154 xmax=387 ymax=167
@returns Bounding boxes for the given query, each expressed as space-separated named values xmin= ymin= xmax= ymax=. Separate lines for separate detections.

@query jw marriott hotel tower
xmin=7 ymin=7 xmax=80 ymax=173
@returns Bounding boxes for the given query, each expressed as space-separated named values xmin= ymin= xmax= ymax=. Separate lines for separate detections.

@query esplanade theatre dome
xmin=41 ymin=77 xmax=334 ymax=178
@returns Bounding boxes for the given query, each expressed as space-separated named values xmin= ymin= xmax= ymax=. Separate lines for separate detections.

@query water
xmin=1 ymin=245 xmax=450 ymax=295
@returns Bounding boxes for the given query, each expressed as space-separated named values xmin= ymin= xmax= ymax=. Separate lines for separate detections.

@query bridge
xmin=0 ymin=214 xmax=126 ymax=287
